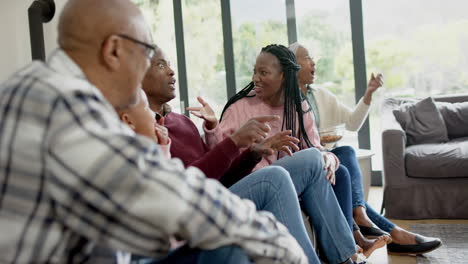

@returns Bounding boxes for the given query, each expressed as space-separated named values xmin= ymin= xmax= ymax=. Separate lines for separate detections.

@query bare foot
xmin=364 ymin=236 xmax=390 ymax=257
xmin=354 ymin=231 xmax=391 ymax=258
xmin=390 ymin=226 xmax=417 ymax=244
xmin=356 ymin=245 xmax=364 ymax=254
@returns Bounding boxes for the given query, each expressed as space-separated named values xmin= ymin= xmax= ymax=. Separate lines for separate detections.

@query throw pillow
xmin=436 ymin=101 xmax=468 ymax=139
xmin=393 ymin=97 xmax=449 ymax=145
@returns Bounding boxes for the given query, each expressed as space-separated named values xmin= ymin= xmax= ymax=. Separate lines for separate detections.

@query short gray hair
xmin=288 ymin=42 xmax=302 ymax=56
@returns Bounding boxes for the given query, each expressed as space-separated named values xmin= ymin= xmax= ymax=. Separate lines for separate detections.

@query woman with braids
xmin=289 ymin=42 xmax=442 ymax=256
xmin=204 ymin=44 xmax=385 ymax=262
xmin=145 ymin=46 xmax=368 ymax=263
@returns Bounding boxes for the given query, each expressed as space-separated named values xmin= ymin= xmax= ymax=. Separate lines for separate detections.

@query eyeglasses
xmin=116 ymin=34 xmax=156 ymax=59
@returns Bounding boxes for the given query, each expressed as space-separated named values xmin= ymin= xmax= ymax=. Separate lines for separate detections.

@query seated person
xmin=0 ymin=0 xmax=306 ymax=262
xmin=118 ymin=89 xmax=321 ymax=263
xmin=142 ymin=45 xmax=376 ymax=263
xmin=289 ymin=42 xmax=442 ymax=255
xmin=207 ymin=44 xmax=391 ymax=257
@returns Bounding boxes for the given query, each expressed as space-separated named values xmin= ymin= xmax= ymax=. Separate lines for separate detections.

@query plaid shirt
xmin=0 ymin=50 xmax=306 ymax=264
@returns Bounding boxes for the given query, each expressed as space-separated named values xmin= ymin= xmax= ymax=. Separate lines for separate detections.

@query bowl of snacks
xmin=319 ymin=125 xmax=345 ymax=149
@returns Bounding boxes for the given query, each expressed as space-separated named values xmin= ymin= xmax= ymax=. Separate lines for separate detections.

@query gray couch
xmin=381 ymin=94 xmax=468 ymax=219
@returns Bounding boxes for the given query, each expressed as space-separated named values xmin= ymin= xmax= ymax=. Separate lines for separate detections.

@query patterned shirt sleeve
xmin=45 ymin=88 xmax=306 ymax=263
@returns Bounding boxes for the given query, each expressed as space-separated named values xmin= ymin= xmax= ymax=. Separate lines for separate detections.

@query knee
xmin=334 ymin=145 xmax=356 ymax=157
xmin=263 ymin=166 xmax=293 ymax=187
xmin=261 ymin=166 xmax=289 ymax=179
xmin=335 ymin=164 xmax=351 ymax=184
xmin=295 ymin=148 xmax=323 ymax=168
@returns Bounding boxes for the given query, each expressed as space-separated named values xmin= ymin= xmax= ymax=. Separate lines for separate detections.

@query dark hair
xmin=220 ymin=44 xmax=313 ymax=149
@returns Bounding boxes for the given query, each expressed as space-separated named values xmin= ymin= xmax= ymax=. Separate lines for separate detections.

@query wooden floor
xmin=365 ymin=187 xmax=468 ymax=264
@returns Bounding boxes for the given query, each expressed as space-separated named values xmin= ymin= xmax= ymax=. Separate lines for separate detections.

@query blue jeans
xmin=132 ymin=166 xmax=318 ymax=264
xmin=229 ymin=166 xmax=320 ymax=264
xmin=131 ymin=245 xmax=251 ymax=264
xmin=272 ymin=148 xmax=356 ymax=264
xmin=332 ymin=146 xmax=396 ymax=233
xmin=332 ymin=164 xmax=354 ymax=232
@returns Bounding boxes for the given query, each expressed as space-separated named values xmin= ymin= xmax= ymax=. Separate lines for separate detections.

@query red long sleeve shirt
xmin=164 ymin=111 xmax=260 ymax=187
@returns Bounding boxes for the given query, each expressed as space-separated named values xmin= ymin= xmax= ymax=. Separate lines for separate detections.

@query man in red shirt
xmin=141 ymin=46 xmax=369 ymax=264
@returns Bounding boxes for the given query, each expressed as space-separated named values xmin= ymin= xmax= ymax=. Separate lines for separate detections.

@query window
xmin=182 ymin=0 xmax=227 ymax=127
xmin=134 ymin=0 xmax=181 ymax=113
xmin=295 ymin=0 xmax=358 ymax=148
xmin=231 ymin=0 xmax=288 ymax=91
xmin=363 ymin=0 xmax=468 ymax=169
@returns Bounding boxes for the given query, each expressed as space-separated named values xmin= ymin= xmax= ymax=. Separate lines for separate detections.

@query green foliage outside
xmin=134 ymin=0 xmax=468 ymax=113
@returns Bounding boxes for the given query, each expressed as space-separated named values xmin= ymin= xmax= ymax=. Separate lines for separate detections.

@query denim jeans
xmin=332 ymin=146 xmax=396 ymax=233
xmin=229 ymin=166 xmax=320 ymax=264
xmin=132 ymin=149 xmax=356 ymax=264
xmin=332 ymin=164 xmax=354 ymax=232
xmin=332 ymin=146 xmax=365 ymax=209
xmin=132 ymin=166 xmax=318 ymax=264
xmin=272 ymin=148 xmax=356 ymax=264
xmin=365 ymin=201 xmax=396 ymax=232
xmin=131 ymin=245 xmax=251 ymax=264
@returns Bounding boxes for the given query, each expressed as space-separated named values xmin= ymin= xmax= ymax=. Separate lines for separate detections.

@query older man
xmin=0 ymin=0 xmax=306 ymax=263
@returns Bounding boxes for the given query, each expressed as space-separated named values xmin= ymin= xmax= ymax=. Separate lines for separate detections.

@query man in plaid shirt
xmin=0 ymin=0 xmax=306 ymax=263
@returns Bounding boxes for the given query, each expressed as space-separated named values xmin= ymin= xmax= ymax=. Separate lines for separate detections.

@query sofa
xmin=381 ymin=94 xmax=468 ymax=219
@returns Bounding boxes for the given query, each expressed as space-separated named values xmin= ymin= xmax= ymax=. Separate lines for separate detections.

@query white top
xmin=308 ymin=86 xmax=370 ymax=131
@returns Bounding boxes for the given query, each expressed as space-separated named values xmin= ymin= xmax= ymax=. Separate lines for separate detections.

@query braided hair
xmin=220 ymin=44 xmax=313 ymax=149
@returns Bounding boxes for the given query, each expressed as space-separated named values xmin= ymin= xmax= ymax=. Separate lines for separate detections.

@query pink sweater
xmin=164 ymin=111 xmax=260 ymax=186
xmin=205 ymin=95 xmax=338 ymax=171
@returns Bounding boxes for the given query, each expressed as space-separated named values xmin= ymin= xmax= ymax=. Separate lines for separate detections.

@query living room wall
xmin=0 ymin=0 xmax=66 ymax=82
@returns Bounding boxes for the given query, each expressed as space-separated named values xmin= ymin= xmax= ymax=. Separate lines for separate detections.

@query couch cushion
xmin=436 ymin=101 xmax=468 ymax=139
xmin=393 ymin=97 xmax=449 ymax=145
xmin=406 ymin=137 xmax=468 ymax=179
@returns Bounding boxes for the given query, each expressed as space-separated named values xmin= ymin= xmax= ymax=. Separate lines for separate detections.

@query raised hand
xmin=363 ymin=73 xmax=384 ymax=105
xmin=154 ymin=116 xmax=169 ymax=145
xmin=367 ymin=73 xmax=384 ymax=93
xmin=230 ymin=115 xmax=280 ymax=149
xmin=250 ymin=130 xmax=300 ymax=157
xmin=186 ymin=96 xmax=218 ymax=130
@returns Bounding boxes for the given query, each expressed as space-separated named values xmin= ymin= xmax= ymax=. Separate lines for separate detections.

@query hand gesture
xmin=322 ymin=152 xmax=337 ymax=185
xmin=186 ymin=96 xmax=218 ymax=130
xmin=250 ymin=130 xmax=300 ymax=157
xmin=367 ymin=72 xmax=384 ymax=94
xmin=154 ymin=116 xmax=169 ymax=145
xmin=230 ymin=115 xmax=280 ymax=148
xmin=363 ymin=73 xmax=384 ymax=104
